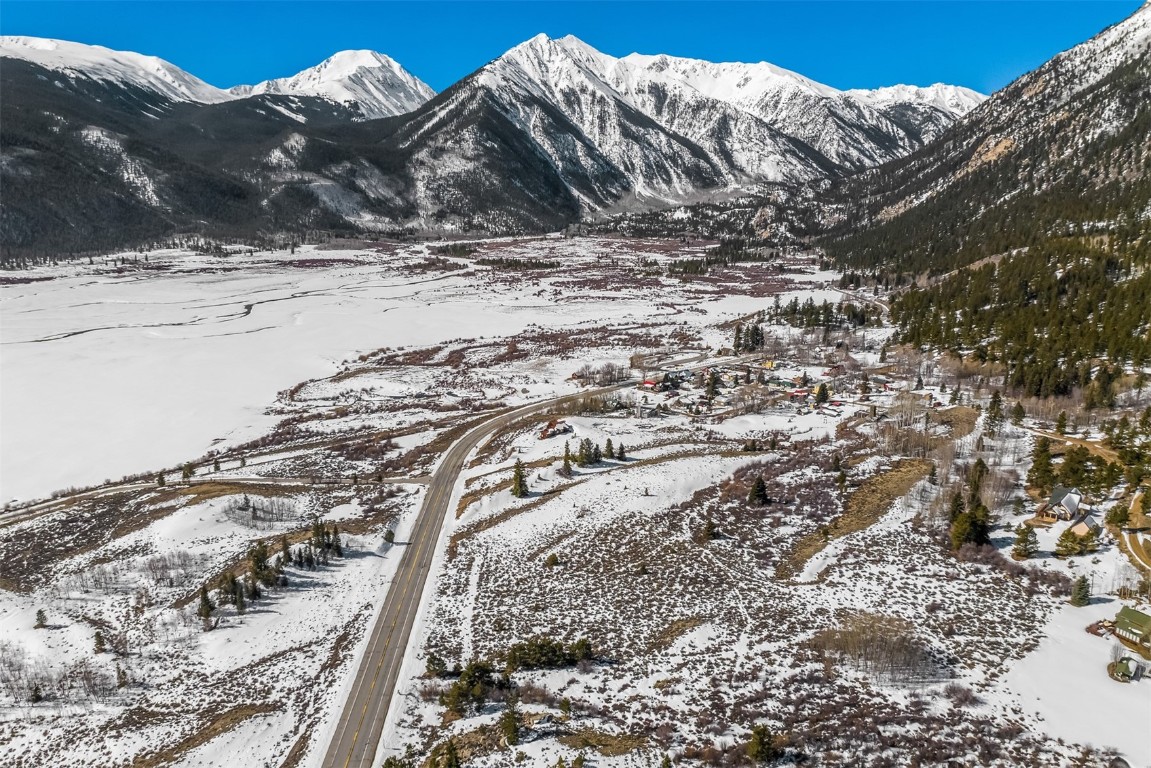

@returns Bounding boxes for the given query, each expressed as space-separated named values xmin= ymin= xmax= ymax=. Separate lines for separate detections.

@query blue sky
xmin=1 ymin=1 xmax=1144 ymax=94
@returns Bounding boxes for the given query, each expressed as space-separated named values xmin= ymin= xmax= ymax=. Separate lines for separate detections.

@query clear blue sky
xmin=1 ymin=1 xmax=1144 ymax=94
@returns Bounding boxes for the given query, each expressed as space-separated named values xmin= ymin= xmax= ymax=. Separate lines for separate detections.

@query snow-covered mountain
xmin=826 ymin=0 xmax=1151 ymax=272
xmin=386 ymin=34 xmax=985 ymax=218
xmin=0 ymin=36 xmax=233 ymax=104
xmin=0 ymin=37 xmax=435 ymax=119
xmin=227 ymin=50 xmax=434 ymax=119
xmin=604 ymin=45 xmax=984 ymax=168
xmin=0 ymin=30 xmax=992 ymax=248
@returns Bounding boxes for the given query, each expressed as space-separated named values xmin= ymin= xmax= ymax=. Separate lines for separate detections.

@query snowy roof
xmin=1049 ymin=485 xmax=1083 ymax=511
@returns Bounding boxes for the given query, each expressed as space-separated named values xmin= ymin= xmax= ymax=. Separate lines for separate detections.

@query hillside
xmin=823 ymin=3 xmax=1151 ymax=277
xmin=0 ymin=35 xmax=981 ymax=258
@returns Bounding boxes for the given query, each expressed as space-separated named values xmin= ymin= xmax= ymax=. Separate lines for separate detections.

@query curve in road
xmin=319 ymin=384 xmax=627 ymax=768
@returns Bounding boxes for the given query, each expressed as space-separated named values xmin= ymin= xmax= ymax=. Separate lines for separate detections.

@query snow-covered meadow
xmin=0 ymin=236 xmax=776 ymax=503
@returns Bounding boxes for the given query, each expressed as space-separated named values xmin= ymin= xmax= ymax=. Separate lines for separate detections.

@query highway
xmin=319 ymin=383 xmax=631 ymax=768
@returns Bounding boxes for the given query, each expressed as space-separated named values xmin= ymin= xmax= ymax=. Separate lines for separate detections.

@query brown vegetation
xmin=130 ymin=704 xmax=280 ymax=768
xmin=777 ymin=459 xmax=932 ymax=580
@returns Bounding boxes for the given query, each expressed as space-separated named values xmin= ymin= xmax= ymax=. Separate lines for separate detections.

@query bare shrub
xmin=811 ymin=612 xmax=949 ymax=684
xmin=221 ymin=495 xmax=298 ymax=530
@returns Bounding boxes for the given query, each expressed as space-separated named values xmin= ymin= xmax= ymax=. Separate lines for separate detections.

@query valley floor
xmin=0 ymin=237 xmax=1147 ymax=767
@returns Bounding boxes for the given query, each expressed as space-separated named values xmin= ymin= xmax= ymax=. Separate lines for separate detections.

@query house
xmin=1069 ymin=513 xmax=1101 ymax=538
xmin=1114 ymin=606 xmax=1151 ymax=647
xmin=538 ymin=419 xmax=571 ymax=440
xmin=1038 ymin=486 xmax=1084 ymax=521
xmin=1113 ymin=657 xmax=1136 ymax=681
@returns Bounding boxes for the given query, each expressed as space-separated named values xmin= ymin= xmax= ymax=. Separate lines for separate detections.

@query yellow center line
xmin=341 ymin=482 xmax=444 ymax=767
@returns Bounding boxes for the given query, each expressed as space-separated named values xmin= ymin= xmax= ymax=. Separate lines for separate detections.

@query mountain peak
xmin=315 ymin=49 xmax=399 ymax=73
xmin=227 ymin=49 xmax=434 ymax=119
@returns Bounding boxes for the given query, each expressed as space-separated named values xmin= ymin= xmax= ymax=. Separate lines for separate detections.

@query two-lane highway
xmin=319 ymin=384 xmax=631 ymax=767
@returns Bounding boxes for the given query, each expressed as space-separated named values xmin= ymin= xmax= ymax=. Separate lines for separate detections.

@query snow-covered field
xmin=2 ymin=238 xmax=1148 ymax=768
xmin=0 ymin=237 xmax=768 ymax=503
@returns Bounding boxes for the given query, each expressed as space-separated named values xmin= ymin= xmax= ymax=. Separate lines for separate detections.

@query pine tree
xmin=703 ymin=515 xmax=719 ymax=541
xmin=615 ymin=442 xmax=626 ymax=461
xmin=747 ymin=724 xmax=782 ymax=763
xmin=950 ymin=505 xmax=990 ymax=550
xmin=968 ymin=458 xmax=989 ymax=505
xmin=444 ymin=739 xmax=461 ymax=768
xmin=156 ymin=473 xmax=165 ymax=487
xmin=660 ymin=757 xmax=672 ymax=768
xmin=915 ymin=374 xmax=923 ymax=390
xmin=561 ymin=442 xmax=573 ymax=477
xmin=182 ymin=463 xmax=194 ymax=481
xmin=950 ymin=513 xmax=974 ymax=550
xmin=34 ymin=609 xmax=46 ymax=629
xmin=1055 ymin=527 xmax=1082 ymax=557
xmin=94 ymin=631 xmax=106 ymax=653
xmin=1070 ymin=575 xmax=1090 ymax=606
xmin=197 ymin=586 xmax=215 ymax=627
xmin=244 ymin=574 xmax=260 ymax=602
xmin=592 ymin=443 xmax=603 ymax=463
xmin=949 ymin=491 xmax=966 ymax=522
xmin=987 ymin=390 xmax=1004 ymax=434
xmin=1010 ymin=401 xmax=1026 ymax=426
xmin=814 ymin=383 xmax=829 ymax=405
xmin=1012 ymin=524 xmax=1039 ymax=559
xmin=1056 ymin=411 xmax=1068 ymax=435
xmin=212 ymin=458 xmax=221 ymax=472
xmin=426 ymin=653 xmax=447 ymax=677
xmin=511 ymin=459 xmax=529 ymax=498
xmin=249 ymin=540 xmax=271 ymax=575
xmin=280 ymin=535 xmax=291 ymax=560
xmin=577 ymin=438 xmax=594 ymax=467
xmin=500 ymin=698 xmax=519 ymax=746
xmin=747 ymin=476 xmax=769 ymax=506
xmin=1027 ymin=437 xmax=1055 ymax=493
xmin=604 ymin=438 xmax=614 ymax=460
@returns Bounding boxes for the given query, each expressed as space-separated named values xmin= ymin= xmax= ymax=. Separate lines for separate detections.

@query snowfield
xmin=2 ymin=237 xmax=750 ymax=503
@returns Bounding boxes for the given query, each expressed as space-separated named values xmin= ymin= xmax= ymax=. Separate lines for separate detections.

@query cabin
xmin=1114 ymin=606 xmax=1151 ymax=647
xmin=1113 ymin=657 xmax=1136 ymax=682
xmin=1038 ymin=486 xmax=1084 ymax=522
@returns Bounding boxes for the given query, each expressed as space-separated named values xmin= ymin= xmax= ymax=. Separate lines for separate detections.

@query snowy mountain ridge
xmin=226 ymin=50 xmax=434 ymax=119
xmin=0 ymin=36 xmax=234 ymax=104
xmin=469 ymin=33 xmax=986 ymax=197
xmin=0 ymin=36 xmax=435 ymax=118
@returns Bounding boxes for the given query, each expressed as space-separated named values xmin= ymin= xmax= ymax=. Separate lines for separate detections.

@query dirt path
xmin=1124 ymin=531 xmax=1151 ymax=572
xmin=1027 ymin=428 xmax=1120 ymax=464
